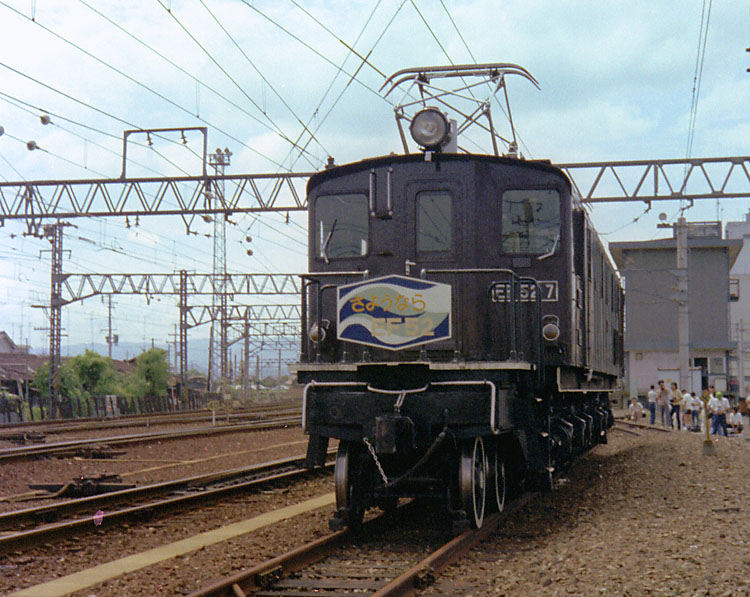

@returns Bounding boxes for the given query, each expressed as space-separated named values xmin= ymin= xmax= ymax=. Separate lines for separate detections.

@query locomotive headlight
xmin=542 ymin=322 xmax=561 ymax=342
xmin=309 ymin=322 xmax=327 ymax=343
xmin=409 ymin=108 xmax=451 ymax=150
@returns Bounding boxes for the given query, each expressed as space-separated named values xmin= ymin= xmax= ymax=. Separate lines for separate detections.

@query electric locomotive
xmin=297 ymin=64 xmax=623 ymax=531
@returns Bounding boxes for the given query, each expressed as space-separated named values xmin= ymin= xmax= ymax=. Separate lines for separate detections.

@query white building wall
xmin=726 ymin=210 xmax=750 ymax=395
xmin=627 ymin=349 xmax=727 ymax=398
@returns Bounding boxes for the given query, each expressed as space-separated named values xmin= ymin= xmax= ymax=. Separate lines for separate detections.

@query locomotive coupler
xmin=375 ymin=413 xmax=415 ymax=454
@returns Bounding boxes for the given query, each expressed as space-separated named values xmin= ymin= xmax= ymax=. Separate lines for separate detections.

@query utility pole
xmin=179 ymin=269 xmax=188 ymax=390
xmin=737 ymin=319 xmax=747 ymax=396
xmin=255 ymin=353 xmax=260 ymax=401
xmin=208 ymin=147 xmax=232 ymax=394
xmin=171 ymin=324 xmax=179 ymax=372
xmin=243 ymin=316 xmax=250 ymax=400
xmin=46 ymin=222 xmax=64 ymax=419
xmin=676 ymin=217 xmax=690 ymax=393
xmin=657 ymin=215 xmax=690 ymax=393
xmin=105 ymin=295 xmax=117 ymax=359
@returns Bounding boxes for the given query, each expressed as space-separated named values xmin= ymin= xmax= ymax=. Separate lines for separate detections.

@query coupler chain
xmin=363 ymin=437 xmax=389 ymax=485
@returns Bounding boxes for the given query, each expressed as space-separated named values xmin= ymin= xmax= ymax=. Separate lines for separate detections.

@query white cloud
xmin=1 ymin=0 xmax=748 ymax=351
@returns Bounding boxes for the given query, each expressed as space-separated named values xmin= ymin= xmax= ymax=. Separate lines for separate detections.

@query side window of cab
xmin=314 ymin=193 xmax=369 ymax=261
xmin=501 ymin=189 xmax=560 ymax=254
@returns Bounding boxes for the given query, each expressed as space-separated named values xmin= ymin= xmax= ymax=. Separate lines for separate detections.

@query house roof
xmin=609 ymin=237 xmax=743 ymax=271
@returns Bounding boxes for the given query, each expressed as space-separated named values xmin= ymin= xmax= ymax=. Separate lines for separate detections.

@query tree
xmin=135 ymin=348 xmax=170 ymax=397
xmin=69 ymin=350 xmax=117 ymax=397
xmin=32 ymin=361 xmax=82 ymax=400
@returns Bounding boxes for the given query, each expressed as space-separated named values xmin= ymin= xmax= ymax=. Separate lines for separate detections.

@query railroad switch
xmin=53 ymin=445 xmax=125 ymax=459
xmin=414 ymin=566 xmax=436 ymax=588
xmin=29 ymin=473 xmax=135 ymax=497
xmin=3 ymin=432 xmax=46 ymax=445
xmin=255 ymin=565 xmax=283 ymax=589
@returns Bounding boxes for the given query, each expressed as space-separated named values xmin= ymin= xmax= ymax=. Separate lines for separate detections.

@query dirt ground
xmin=0 ymin=425 xmax=310 ymax=512
xmin=4 ymin=420 xmax=750 ymax=596
xmin=428 ymin=423 xmax=750 ymax=596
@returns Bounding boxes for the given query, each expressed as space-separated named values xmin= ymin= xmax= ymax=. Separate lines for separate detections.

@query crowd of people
xmin=628 ymin=380 xmax=747 ymax=437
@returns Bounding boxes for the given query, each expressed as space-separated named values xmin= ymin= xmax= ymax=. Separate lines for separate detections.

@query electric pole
xmin=657 ymin=215 xmax=690 ymax=393
xmin=208 ymin=147 xmax=232 ymax=394
xmin=676 ymin=217 xmax=690 ymax=393
xmin=104 ymin=295 xmax=117 ymax=359
xmin=45 ymin=222 xmax=64 ymax=419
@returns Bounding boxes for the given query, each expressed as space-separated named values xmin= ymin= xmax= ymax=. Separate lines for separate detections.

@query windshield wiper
xmin=537 ymin=233 xmax=559 ymax=260
xmin=321 ymin=218 xmax=337 ymax=264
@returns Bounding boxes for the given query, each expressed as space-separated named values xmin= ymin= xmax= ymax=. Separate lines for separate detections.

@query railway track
xmin=0 ymin=453 xmax=333 ymax=555
xmin=0 ymin=415 xmax=301 ymax=463
xmin=0 ymin=402 xmax=301 ymax=440
xmin=190 ymin=492 xmax=535 ymax=597
xmin=614 ymin=419 xmax=675 ymax=433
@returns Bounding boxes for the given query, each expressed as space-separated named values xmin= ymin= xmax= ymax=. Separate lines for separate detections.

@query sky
xmin=0 ymin=0 xmax=749 ymax=369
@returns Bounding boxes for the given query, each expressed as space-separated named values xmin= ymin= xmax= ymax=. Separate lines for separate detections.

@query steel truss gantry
xmin=184 ymin=304 xmax=301 ymax=329
xmin=54 ymin=272 xmax=301 ymax=305
xmin=0 ymin=172 xmax=312 ymax=235
xmin=44 ymin=270 xmax=302 ymax=391
xmin=556 ymin=156 xmax=750 ymax=205
xmin=3 ymin=156 xmax=750 ymax=232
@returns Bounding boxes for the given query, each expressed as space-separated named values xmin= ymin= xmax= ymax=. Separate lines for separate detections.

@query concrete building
xmin=610 ymin=223 xmax=742 ymax=399
xmin=726 ymin=209 xmax=750 ymax=396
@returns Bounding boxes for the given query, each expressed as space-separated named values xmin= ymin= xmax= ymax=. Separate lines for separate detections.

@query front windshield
xmin=314 ymin=193 xmax=368 ymax=261
xmin=501 ymin=189 xmax=560 ymax=254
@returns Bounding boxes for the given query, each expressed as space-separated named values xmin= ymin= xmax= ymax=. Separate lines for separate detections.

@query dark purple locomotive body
xmin=298 ymin=152 xmax=623 ymax=531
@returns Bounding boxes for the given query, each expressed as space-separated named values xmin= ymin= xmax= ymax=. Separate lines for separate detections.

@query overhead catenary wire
xmin=77 ymin=0 xmax=320 ymax=168
xmin=282 ymin=0 xmax=407 ymax=172
xmin=154 ymin=0 xmax=320 ymax=171
xmin=197 ymin=0 xmax=329 ymax=169
xmin=0 ymin=2 xmax=289 ymax=171
xmin=684 ymin=0 xmax=713 ymax=217
xmin=0 ymin=64 xmax=205 ymax=178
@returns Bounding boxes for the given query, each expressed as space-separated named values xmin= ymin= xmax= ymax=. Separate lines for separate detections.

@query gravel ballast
xmin=4 ymin=422 xmax=749 ymax=596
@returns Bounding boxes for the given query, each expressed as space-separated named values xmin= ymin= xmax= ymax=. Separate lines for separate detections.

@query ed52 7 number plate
xmin=491 ymin=280 xmax=558 ymax=302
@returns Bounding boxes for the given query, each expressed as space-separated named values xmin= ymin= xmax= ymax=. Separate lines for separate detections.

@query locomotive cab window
xmin=314 ymin=193 xmax=368 ymax=260
xmin=501 ymin=189 xmax=560 ymax=254
xmin=417 ymin=190 xmax=453 ymax=252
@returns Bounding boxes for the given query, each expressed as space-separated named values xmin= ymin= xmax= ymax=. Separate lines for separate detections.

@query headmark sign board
xmin=337 ymin=275 xmax=451 ymax=351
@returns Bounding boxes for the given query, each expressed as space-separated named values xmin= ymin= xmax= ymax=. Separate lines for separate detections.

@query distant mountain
xmin=29 ymin=338 xmax=295 ymax=377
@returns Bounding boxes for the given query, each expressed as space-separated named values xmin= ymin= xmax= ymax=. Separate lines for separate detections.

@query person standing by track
xmin=708 ymin=390 xmax=730 ymax=437
xmin=681 ymin=389 xmax=692 ymax=429
xmin=690 ymin=392 xmax=702 ymax=431
xmin=657 ymin=380 xmax=671 ymax=428
xmin=669 ymin=382 xmax=682 ymax=430
xmin=647 ymin=385 xmax=658 ymax=425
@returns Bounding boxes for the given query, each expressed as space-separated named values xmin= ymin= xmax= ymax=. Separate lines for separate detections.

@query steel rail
xmin=187 ymin=424 xmax=615 ymax=596
xmin=615 ymin=419 xmax=674 ymax=433
xmin=0 ymin=416 xmax=301 ymax=463
xmin=0 ymin=453 xmax=334 ymax=555
xmin=0 ymin=403 xmax=301 ymax=437
xmin=188 ymin=493 xmax=535 ymax=597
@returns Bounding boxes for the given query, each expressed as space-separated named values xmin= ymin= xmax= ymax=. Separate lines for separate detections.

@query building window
xmin=710 ymin=357 xmax=725 ymax=375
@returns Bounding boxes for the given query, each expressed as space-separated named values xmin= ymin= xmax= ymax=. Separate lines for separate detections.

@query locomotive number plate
xmin=491 ymin=280 xmax=558 ymax=302
xmin=337 ymin=275 xmax=452 ymax=351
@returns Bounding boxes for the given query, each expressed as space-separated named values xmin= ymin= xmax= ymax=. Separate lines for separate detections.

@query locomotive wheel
xmin=459 ymin=437 xmax=487 ymax=529
xmin=334 ymin=441 xmax=365 ymax=530
xmin=491 ymin=444 xmax=506 ymax=513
